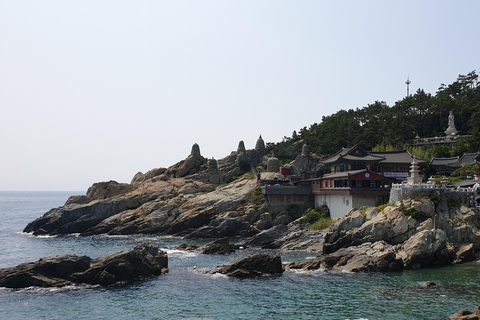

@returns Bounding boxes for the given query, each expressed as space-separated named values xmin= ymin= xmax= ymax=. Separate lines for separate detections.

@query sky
xmin=1 ymin=1 xmax=479 ymax=191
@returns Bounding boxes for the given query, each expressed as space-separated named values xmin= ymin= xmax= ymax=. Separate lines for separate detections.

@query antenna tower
xmin=405 ymin=76 xmax=411 ymax=97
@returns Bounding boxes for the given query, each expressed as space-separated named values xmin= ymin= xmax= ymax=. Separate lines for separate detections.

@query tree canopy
xmin=271 ymin=71 xmax=480 ymax=161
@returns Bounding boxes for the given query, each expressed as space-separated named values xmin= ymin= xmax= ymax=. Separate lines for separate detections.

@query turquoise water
xmin=1 ymin=192 xmax=479 ymax=319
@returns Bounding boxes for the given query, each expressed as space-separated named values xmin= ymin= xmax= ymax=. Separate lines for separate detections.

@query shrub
xmin=378 ymin=203 xmax=391 ymax=211
xmin=451 ymin=218 xmax=467 ymax=225
xmin=360 ymin=207 xmax=370 ymax=218
xmin=246 ymin=187 xmax=264 ymax=205
xmin=306 ymin=210 xmax=323 ymax=224
xmin=305 ymin=204 xmax=330 ymax=224
xmin=398 ymin=201 xmax=428 ymax=222
xmin=305 ymin=205 xmax=334 ymax=230
xmin=308 ymin=218 xmax=335 ymax=230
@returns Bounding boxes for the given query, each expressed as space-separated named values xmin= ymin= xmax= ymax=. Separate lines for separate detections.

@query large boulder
xmin=212 ymin=254 xmax=283 ymax=278
xmin=86 ymin=180 xmax=134 ymax=199
xmin=396 ymin=229 xmax=449 ymax=269
xmin=0 ymin=244 xmax=168 ymax=288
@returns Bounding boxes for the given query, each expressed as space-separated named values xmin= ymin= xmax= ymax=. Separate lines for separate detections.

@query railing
xmin=412 ymin=135 xmax=472 ymax=146
xmin=391 ymin=183 xmax=477 ymax=193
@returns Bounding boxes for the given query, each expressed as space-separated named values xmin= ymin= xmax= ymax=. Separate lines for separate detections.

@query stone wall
xmin=264 ymin=194 xmax=314 ymax=214
xmin=389 ymin=185 xmax=473 ymax=206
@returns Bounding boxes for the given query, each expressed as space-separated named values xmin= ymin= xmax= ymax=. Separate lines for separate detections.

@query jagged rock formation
xmin=292 ymin=144 xmax=323 ymax=175
xmin=286 ymin=199 xmax=480 ymax=272
xmin=177 ymin=143 xmax=207 ymax=177
xmin=0 ymin=244 xmax=168 ymax=288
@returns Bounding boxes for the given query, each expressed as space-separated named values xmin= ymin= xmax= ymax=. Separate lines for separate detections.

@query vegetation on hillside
xmin=306 ymin=205 xmax=334 ymax=230
xmin=271 ymin=71 xmax=480 ymax=161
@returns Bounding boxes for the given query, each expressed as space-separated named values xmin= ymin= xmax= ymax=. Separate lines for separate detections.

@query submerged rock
xmin=0 ymin=244 xmax=168 ymax=288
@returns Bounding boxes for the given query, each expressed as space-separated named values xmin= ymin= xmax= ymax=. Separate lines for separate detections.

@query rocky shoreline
xmin=10 ymin=140 xmax=480 ymax=318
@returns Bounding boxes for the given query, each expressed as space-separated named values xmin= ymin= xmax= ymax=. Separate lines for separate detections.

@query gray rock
xmin=202 ymin=238 xmax=237 ymax=255
xmin=0 ymin=244 xmax=168 ymax=288
xmin=396 ymin=229 xmax=449 ymax=269
xmin=212 ymin=254 xmax=283 ymax=278
xmin=254 ymin=213 xmax=273 ymax=230
xmin=242 ymin=225 xmax=288 ymax=248
xmin=449 ymin=307 xmax=480 ymax=320
xmin=86 ymin=180 xmax=133 ymax=200
xmin=286 ymin=241 xmax=401 ymax=272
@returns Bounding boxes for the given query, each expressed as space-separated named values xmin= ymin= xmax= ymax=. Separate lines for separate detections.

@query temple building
xmin=322 ymin=145 xmax=425 ymax=181
xmin=311 ymin=169 xmax=389 ymax=219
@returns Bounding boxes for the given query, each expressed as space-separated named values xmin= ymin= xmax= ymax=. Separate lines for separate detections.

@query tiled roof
xmin=431 ymin=157 xmax=460 ymax=166
xmin=322 ymin=145 xmax=384 ymax=164
xmin=322 ymin=169 xmax=368 ymax=179
xmin=370 ymin=150 xmax=427 ymax=164
xmin=342 ymin=154 xmax=385 ymax=161
xmin=453 ymin=152 xmax=480 ymax=167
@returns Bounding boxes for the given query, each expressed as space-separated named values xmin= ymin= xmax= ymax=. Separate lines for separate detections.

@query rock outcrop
xmin=287 ymin=199 xmax=480 ymax=272
xmin=449 ymin=307 xmax=480 ymax=320
xmin=201 ymin=238 xmax=237 ymax=255
xmin=23 ymin=142 xmax=263 ymax=238
xmin=0 ymin=244 xmax=168 ymax=288
xmin=211 ymin=254 xmax=283 ymax=278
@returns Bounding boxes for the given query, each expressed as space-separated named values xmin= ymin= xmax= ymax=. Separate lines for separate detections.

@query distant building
xmin=322 ymin=145 xmax=425 ymax=181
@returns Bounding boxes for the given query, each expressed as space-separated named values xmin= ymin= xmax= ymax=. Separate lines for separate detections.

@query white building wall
xmin=314 ymin=194 xmax=353 ymax=219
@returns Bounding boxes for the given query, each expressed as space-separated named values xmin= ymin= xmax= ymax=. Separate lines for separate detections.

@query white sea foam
xmin=6 ymin=283 xmax=99 ymax=293
xmin=205 ymin=272 xmax=229 ymax=279
xmin=286 ymin=268 xmax=327 ymax=275
xmin=17 ymin=232 xmax=58 ymax=238
xmin=164 ymin=249 xmax=199 ymax=258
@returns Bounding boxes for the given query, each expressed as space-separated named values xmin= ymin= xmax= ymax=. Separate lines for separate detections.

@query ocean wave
xmin=1 ymin=283 xmax=100 ymax=293
xmin=163 ymin=249 xmax=199 ymax=258
xmin=17 ymin=232 xmax=58 ymax=238
xmin=286 ymin=268 xmax=328 ymax=275
xmin=208 ymin=272 xmax=229 ymax=280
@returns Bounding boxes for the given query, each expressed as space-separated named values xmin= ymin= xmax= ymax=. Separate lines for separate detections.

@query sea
xmin=1 ymin=191 xmax=480 ymax=320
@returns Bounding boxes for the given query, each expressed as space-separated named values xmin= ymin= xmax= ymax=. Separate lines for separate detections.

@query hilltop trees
xmin=271 ymin=70 xmax=480 ymax=161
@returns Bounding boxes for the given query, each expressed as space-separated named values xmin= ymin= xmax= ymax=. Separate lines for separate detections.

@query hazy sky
xmin=1 ymin=1 xmax=479 ymax=191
